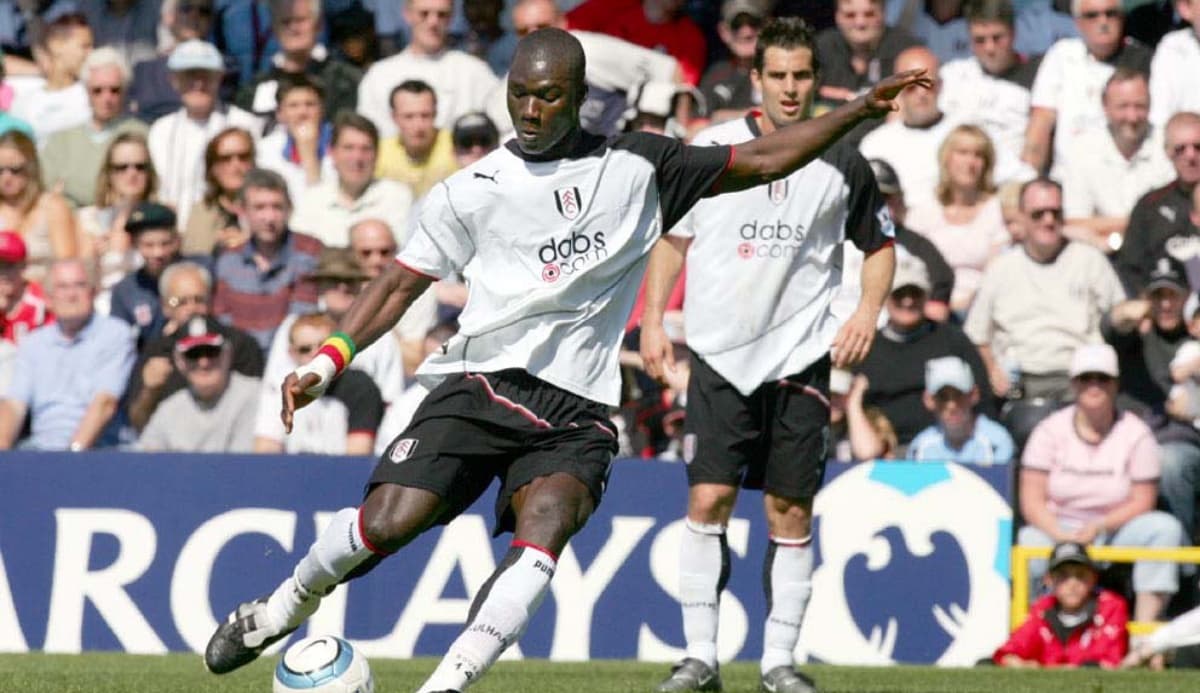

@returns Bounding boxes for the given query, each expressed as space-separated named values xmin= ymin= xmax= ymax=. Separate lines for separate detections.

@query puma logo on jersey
xmin=474 ymin=170 xmax=500 ymax=183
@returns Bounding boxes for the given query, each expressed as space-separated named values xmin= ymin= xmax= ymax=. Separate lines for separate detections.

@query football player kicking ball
xmin=203 ymin=27 xmax=928 ymax=693
xmin=641 ymin=18 xmax=897 ymax=693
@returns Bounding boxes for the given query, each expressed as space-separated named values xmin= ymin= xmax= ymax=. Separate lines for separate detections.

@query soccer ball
xmin=273 ymin=635 xmax=374 ymax=693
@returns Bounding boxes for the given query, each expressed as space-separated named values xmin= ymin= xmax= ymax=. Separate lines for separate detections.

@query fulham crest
xmin=767 ymin=179 xmax=788 ymax=206
xmin=389 ymin=438 xmax=419 ymax=463
xmin=555 ymin=186 xmax=583 ymax=220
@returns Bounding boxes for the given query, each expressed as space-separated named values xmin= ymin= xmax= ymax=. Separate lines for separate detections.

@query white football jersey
xmin=672 ymin=114 xmax=893 ymax=396
xmin=397 ymin=132 xmax=732 ymax=406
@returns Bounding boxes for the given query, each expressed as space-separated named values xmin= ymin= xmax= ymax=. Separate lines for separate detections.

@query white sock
xmin=265 ymin=507 xmax=381 ymax=632
xmin=761 ymin=536 xmax=813 ymax=674
xmin=1149 ymin=605 xmax=1200 ymax=654
xmin=680 ymin=519 xmax=728 ymax=668
xmin=417 ymin=542 xmax=556 ymax=692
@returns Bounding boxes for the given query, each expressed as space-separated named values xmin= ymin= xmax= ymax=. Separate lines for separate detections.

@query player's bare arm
xmin=281 ymin=263 xmax=432 ymax=431
xmin=832 ymin=243 xmax=895 ymax=369
xmin=639 ymin=235 xmax=691 ymax=381
xmin=716 ymin=69 xmax=932 ymax=193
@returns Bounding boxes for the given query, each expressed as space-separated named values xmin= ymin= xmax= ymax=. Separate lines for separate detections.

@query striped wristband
xmin=315 ymin=331 xmax=357 ymax=374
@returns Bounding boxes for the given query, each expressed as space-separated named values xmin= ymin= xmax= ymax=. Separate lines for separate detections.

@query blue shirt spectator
xmin=906 ymin=356 xmax=1015 ymax=465
xmin=0 ymin=260 xmax=136 ymax=450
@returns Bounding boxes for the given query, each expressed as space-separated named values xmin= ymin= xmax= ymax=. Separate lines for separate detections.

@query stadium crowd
xmin=3 ymin=0 xmax=1200 ymax=667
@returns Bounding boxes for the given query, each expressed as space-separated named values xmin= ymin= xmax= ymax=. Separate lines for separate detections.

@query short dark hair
xmin=276 ymin=72 xmax=325 ymax=106
xmin=754 ymin=17 xmax=819 ymax=74
xmin=1018 ymin=177 xmax=1062 ymax=211
xmin=240 ymin=167 xmax=291 ymax=205
xmin=389 ymin=79 xmax=437 ymax=112
xmin=1102 ymin=67 xmax=1148 ymax=103
xmin=332 ymin=111 xmax=379 ymax=148
xmin=962 ymin=0 xmax=1015 ymax=27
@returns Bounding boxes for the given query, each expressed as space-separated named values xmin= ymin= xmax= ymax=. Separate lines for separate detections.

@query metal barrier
xmin=1010 ymin=545 xmax=1200 ymax=635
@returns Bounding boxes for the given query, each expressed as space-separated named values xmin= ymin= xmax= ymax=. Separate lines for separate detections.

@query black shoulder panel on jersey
xmin=611 ymin=131 xmax=733 ymax=232
xmin=503 ymin=131 xmax=609 ymax=162
xmin=819 ymin=141 xmax=892 ymax=252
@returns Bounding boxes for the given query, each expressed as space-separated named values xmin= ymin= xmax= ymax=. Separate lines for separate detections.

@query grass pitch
xmin=2 ymin=653 xmax=1200 ymax=692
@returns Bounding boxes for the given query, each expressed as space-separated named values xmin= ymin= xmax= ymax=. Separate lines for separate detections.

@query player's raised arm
xmin=716 ymin=69 xmax=932 ymax=194
xmin=282 ymin=262 xmax=431 ymax=430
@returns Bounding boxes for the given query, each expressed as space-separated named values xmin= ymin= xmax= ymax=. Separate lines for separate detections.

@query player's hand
xmin=831 ymin=310 xmax=876 ymax=368
xmin=281 ymin=371 xmax=323 ymax=433
xmin=639 ymin=322 xmax=676 ymax=384
xmin=142 ymin=356 xmax=173 ymax=390
xmin=863 ymin=69 xmax=933 ymax=117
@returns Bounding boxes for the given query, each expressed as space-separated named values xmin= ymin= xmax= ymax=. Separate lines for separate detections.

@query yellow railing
xmin=1010 ymin=545 xmax=1200 ymax=636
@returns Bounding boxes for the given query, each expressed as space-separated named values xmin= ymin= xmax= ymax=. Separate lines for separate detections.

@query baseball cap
xmin=168 ymin=40 xmax=224 ymax=73
xmin=309 ymin=247 xmax=369 ymax=283
xmin=175 ymin=316 xmax=225 ymax=354
xmin=891 ymin=252 xmax=930 ymax=294
xmin=1145 ymin=255 xmax=1189 ymax=294
xmin=925 ymin=356 xmax=974 ymax=394
xmin=1069 ymin=343 xmax=1119 ymax=379
xmin=1047 ymin=541 xmax=1096 ymax=573
xmin=868 ymin=158 xmax=901 ymax=196
xmin=721 ymin=0 xmax=768 ymax=23
xmin=452 ymin=112 xmax=499 ymax=150
xmin=0 ymin=230 xmax=27 ymax=264
xmin=124 ymin=202 xmax=177 ymax=235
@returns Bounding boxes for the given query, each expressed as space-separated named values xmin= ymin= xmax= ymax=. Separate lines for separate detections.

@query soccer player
xmin=203 ymin=28 xmax=928 ymax=693
xmin=640 ymin=18 xmax=896 ymax=693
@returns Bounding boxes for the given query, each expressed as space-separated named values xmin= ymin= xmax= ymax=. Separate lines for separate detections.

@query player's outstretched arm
xmin=282 ymin=263 xmax=432 ymax=431
xmin=716 ymin=69 xmax=932 ymax=194
xmin=640 ymin=235 xmax=690 ymax=382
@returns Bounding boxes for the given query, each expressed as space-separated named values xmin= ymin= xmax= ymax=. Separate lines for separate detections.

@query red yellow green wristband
xmin=315 ymin=331 xmax=357 ymax=374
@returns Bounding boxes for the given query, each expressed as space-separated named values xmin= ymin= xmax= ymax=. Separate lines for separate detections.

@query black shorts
xmin=683 ymin=352 xmax=831 ymax=500
xmin=368 ymin=369 xmax=618 ymax=535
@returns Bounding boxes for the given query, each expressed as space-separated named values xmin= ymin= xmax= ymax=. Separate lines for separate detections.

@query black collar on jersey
xmin=744 ymin=111 xmax=763 ymax=137
xmin=504 ymin=131 xmax=609 ymax=162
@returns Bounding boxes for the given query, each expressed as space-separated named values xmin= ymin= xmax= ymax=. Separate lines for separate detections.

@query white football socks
xmin=417 ymin=542 xmax=557 ymax=692
xmin=679 ymin=519 xmax=728 ymax=668
xmin=761 ymin=536 xmax=814 ymax=674
xmin=266 ymin=507 xmax=381 ymax=633
xmin=1148 ymin=604 xmax=1200 ymax=654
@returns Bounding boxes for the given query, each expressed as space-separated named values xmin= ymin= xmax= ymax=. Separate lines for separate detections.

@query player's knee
xmin=688 ymin=484 xmax=737 ymax=522
xmin=519 ymin=492 xmax=592 ymax=543
xmin=765 ymin=495 xmax=813 ymax=537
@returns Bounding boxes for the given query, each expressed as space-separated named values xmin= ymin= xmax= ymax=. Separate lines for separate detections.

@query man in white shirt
xmin=202 ymin=26 xmax=929 ymax=693
xmin=939 ymin=0 xmax=1041 ymax=174
xmin=147 ymin=40 xmax=260 ymax=229
xmin=1148 ymin=0 xmax=1200 ymax=127
xmin=1062 ymin=69 xmax=1174 ymax=253
xmin=289 ymin=112 xmax=413 ymax=248
xmin=1024 ymin=0 xmax=1151 ymax=176
xmin=357 ymin=0 xmax=498 ymax=138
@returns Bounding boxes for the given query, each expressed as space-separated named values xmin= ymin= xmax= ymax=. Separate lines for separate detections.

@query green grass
xmin=2 ymin=654 xmax=1200 ymax=692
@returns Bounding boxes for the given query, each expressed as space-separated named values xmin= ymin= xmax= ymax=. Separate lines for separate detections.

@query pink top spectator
xmin=905 ymin=196 xmax=1009 ymax=311
xmin=1022 ymin=405 xmax=1160 ymax=528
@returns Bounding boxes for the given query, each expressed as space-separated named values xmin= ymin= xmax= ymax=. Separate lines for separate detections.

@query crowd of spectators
xmin=4 ymin=0 xmax=1200 ymax=660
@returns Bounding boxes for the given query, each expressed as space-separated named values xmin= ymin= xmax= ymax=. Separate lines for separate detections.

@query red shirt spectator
xmin=994 ymin=591 xmax=1128 ymax=668
xmin=0 ymin=231 xmax=53 ymax=344
xmin=567 ymin=0 xmax=707 ymax=85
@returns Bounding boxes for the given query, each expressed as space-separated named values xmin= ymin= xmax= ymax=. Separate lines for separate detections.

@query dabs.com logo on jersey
xmin=540 ymin=187 xmax=608 ymax=282
xmin=736 ymin=180 xmax=806 ymax=260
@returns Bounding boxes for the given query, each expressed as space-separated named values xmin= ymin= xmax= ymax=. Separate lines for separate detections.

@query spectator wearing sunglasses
xmin=41 ymin=47 xmax=146 ymax=209
xmin=1018 ymin=343 xmax=1185 ymax=626
xmin=183 ymin=127 xmax=255 ymax=257
xmin=907 ymin=356 xmax=1013 ymax=464
xmin=137 ymin=316 xmax=259 ymax=452
xmin=123 ymin=260 xmax=263 ymax=431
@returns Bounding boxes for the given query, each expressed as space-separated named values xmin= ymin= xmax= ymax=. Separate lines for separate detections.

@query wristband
xmin=295 ymin=352 xmax=338 ymax=397
xmin=315 ymin=332 xmax=356 ymax=375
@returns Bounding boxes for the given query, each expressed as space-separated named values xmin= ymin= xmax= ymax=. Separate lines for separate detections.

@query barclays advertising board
xmin=0 ymin=455 xmax=1011 ymax=665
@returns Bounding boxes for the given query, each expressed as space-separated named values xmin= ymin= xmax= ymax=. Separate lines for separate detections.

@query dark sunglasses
xmin=1028 ymin=207 xmax=1063 ymax=221
xmin=1074 ymin=372 xmax=1115 ymax=385
xmin=110 ymin=161 xmax=148 ymax=173
xmin=89 ymin=85 xmax=122 ymax=95
xmin=215 ymin=151 xmax=253 ymax=164
xmin=1080 ymin=8 xmax=1121 ymax=20
xmin=183 ymin=345 xmax=222 ymax=361
xmin=730 ymin=13 xmax=763 ymax=32
xmin=933 ymin=388 xmax=968 ymax=404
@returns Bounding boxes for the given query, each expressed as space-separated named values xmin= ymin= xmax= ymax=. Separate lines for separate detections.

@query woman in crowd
xmin=905 ymin=124 xmax=1010 ymax=315
xmin=183 ymin=127 xmax=254 ymax=256
xmin=0 ymin=130 xmax=76 ymax=282
xmin=1019 ymin=344 xmax=1187 ymax=626
xmin=77 ymin=132 xmax=159 ymax=311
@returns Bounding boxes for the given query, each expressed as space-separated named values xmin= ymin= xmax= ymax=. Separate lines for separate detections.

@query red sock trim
xmin=512 ymin=539 xmax=558 ymax=562
xmin=357 ymin=506 xmax=390 ymax=556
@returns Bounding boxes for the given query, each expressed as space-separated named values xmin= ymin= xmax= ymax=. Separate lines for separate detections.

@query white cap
xmin=925 ymin=356 xmax=974 ymax=394
xmin=1069 ymin=343 xmax=1119 ymax=378
xmin=168 ymin=40 xmax=224 ymax=73
xmin=891 ymin=251 xmax=931 ymax=294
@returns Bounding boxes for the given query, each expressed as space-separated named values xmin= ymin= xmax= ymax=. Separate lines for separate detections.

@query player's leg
xmin=417 ymin=472 xmax=596 ymax=692
xmin=205 ymin=483 xmax=445 ymax=674
xmin=673 ymin=483 xmax=738 ymax=681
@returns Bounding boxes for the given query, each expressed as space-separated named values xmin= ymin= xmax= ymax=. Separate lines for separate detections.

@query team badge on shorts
xmin=554 ymin=186 xmax=583 ymax=220
xmin=682 ymin=433 xmax=697 ymax=464
xmin=767 ymin=179 xmax=788 ymax=205
xmin=389 ymin=438 xmax=419 ymax=463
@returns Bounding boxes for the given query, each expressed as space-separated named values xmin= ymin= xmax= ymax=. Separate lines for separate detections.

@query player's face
xmin=1167 ymin=121 xmax=1200 ymax=186
xmin=1049 ymin=564 xmax=1097 ymax=612
xmin=507 ymin=54 xmax=581 ymax=156
xmin=391 ymin=91 xmax=437 ymax=155
xmin=1103 ymin=77 xmax=1150 ymax=150
xmin=752 ymin=46 xmax=816 ymax=131
xmin=1150 ymin=286 xmax=1185 ymax=332
xmin=135 ymin=229 xmax=181 ymax=277
xmin=1075 ymin=0 xmax=1123 ymax=58
xmin=350 ymin=223 xmax=397 ymax=278
xmin=835 ymin=0 xmax=885 ymax=51
xmin=968 ymin=20 xmax=1014 ymax=75
xmin=242 ymin=187 xmax=290 ymax=244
